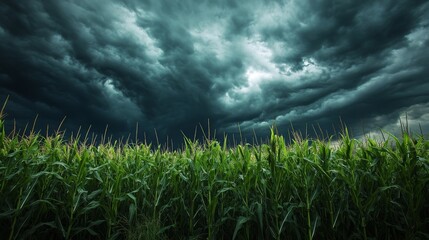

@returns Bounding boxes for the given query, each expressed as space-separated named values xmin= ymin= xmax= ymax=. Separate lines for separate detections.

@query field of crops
xmin=0 ymin=114 xmax=428 ymax=239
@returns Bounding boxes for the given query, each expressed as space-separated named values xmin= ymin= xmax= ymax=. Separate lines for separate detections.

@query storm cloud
xmin=1 ymin=0 xmax=428 ymax=145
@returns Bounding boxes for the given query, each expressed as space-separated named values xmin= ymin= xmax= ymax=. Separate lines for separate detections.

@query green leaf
xmin=232 ymin=216 xmax=251 ymax=240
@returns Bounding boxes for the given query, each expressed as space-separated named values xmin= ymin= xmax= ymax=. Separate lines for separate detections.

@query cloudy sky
xmin=1 ymin=0 xmax=429 ymax=145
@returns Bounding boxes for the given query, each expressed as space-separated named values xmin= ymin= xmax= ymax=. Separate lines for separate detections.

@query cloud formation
xmin=1 ymin=0 xmax=428 ymax=144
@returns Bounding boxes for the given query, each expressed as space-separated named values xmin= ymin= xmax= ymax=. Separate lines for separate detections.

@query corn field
xmin=0 ymin=115 xmax=428 ymax=239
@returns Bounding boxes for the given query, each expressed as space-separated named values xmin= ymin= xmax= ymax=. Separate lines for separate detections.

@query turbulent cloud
xmin=1 ymin=0 xmax=428 ymax=145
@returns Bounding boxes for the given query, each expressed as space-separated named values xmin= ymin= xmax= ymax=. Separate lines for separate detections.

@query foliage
xmin=0 ymin=116 xmax=428 ymax=239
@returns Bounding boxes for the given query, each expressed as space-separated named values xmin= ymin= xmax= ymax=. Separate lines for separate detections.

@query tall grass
xmin=0 ymin=114 xmax=428 ymax=239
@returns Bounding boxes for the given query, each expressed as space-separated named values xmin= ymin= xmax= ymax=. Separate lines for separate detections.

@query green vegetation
xmin=0 ymin=113 xmax=428 ymax=239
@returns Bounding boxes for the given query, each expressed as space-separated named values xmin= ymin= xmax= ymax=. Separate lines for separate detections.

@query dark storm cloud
xmin=0 ymin=1 xmax=146 ymax=136
xmin=1 ymin=0 xmax=429 ymax=145
xmin=217 ymin=0 xmax=429 ymax=137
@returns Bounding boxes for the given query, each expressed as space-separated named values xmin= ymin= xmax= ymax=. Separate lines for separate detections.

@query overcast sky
xmin=1 ymin=0 xmax=429 ymax=146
